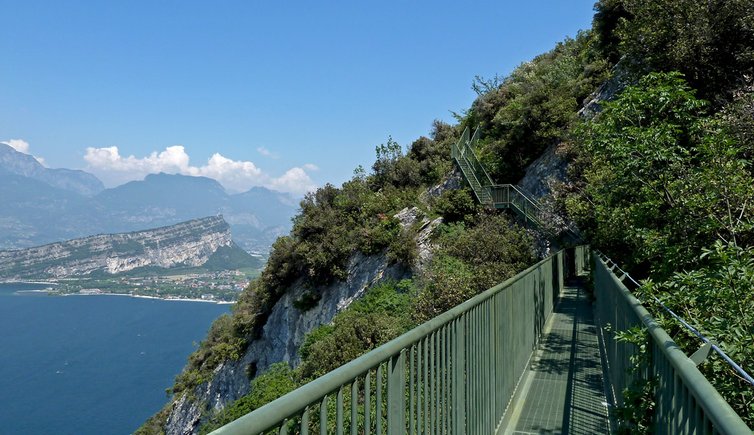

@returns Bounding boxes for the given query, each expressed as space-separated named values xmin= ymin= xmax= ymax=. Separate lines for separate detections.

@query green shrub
xmin=467 ymin=31 xmax=608 ymax=182
xmin=606 ymin=0 xmax=754 ymax=104
xmin=297 ymin=281 xmax=412 ymax=379
xmin=414 ymin=215 xmax=534 ymax=322
xmin=433 ymin=188 xmax=476 ymax=223
xmin=198 ymin=363 xmax=298 ymax=434
xmin=569 ymin=72 xmax=754 ymax=277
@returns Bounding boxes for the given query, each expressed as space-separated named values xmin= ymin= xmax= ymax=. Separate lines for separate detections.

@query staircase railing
xmin=451 ymin=128 xmax=582 ymax=243
xmin=211 ymin=250 xmax=568 ymax=434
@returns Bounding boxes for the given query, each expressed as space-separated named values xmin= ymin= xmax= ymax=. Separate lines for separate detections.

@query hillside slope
xmin=0 ymin=216 xmax=256 ymax=279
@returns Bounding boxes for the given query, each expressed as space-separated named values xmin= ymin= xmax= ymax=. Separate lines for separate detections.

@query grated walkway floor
xmin=499 ymin=284 xmax=612 ymax=434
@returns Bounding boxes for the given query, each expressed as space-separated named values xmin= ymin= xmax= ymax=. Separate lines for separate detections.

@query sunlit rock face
xmin=0 ymin=216 xmax=236 ymax=279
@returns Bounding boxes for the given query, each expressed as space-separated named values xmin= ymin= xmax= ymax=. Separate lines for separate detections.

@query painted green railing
xmin=593 ymin=252 xmax=752 ymax=434
xmin=211 ymin=250 xmax=566 ymax=434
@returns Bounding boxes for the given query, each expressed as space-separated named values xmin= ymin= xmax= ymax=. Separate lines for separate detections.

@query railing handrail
xmin=456 ymin=127 xmax=493 ymax=188
xmin=596 ymin=251 xmax=754 ymax=388
xmin=212 ymin=250 xmax=564 ymax=434
xmin=595 ymin=254 xmax=752 ymax=433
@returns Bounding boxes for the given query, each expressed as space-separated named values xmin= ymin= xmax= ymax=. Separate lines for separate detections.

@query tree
xmin=570 ymin=72 xmax=754 ymax=277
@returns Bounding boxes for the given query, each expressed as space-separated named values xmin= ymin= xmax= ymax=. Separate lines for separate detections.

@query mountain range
xmin=0 ymin=143 xmax=298 ymax=254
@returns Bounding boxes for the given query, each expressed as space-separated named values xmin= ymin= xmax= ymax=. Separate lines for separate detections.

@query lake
xmin=0 ymin=282 xmax=230 ymax=435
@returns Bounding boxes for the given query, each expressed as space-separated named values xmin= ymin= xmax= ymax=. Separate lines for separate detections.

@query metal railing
xmin=592 ymin=252 xmax=752 ymax=434
xmin=451 ymin=127 xmax=583 ymax=244
xmin=211 ymin=250 xmax=567 ymax=434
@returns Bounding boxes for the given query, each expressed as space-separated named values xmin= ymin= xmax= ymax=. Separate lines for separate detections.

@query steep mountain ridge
xmin=0 ymin=169 xmax=297 ymax=253
xmin=0 ymin=216 xmax=253 ymax=279
xmin=0 ymin=143 xmax=104 ymax=196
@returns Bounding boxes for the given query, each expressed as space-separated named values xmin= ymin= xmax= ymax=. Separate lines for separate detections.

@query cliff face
xmin=165 ymin=251 xmax=409 ymax=435
xmin=0 ymin=216 xmax=238 ymax=279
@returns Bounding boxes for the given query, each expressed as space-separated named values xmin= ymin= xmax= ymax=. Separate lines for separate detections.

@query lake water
xmin=0 ymin=282 xmax=230 ymax=435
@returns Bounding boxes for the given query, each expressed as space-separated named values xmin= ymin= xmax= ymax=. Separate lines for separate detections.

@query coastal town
xmin=46 ymin=269 xmax=257 ymax=303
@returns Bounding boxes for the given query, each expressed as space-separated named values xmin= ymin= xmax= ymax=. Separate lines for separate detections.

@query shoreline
xmin=64 ymin=292 xmax=236 ymax=305
xmin=3 ymin=280 xmax=236 ymax=305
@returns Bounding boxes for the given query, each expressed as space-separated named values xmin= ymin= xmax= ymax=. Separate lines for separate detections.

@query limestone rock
xmin=164 ymin=251 xmax=409 ymax=435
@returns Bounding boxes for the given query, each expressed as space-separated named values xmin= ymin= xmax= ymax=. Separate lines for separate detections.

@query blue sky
xmin=1 ymin=1 xmax=597 ymax=195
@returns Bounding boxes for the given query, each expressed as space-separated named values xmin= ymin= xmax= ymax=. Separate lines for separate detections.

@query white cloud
xmin=256 ymin=146 xmax=279 ymax=159
xmin=303 ymin=163 xmax=319 ymax=171
xmin=2 ymin=139 xmax=30 ymax=154
xmin=268 ymin=167 xmax=318 ymax=194
xmin=84 ymin=145 xmax=317 ymax=195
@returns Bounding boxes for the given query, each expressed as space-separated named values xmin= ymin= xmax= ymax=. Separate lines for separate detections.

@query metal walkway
xmin=500 ymin=282 xmax=611 ymax=434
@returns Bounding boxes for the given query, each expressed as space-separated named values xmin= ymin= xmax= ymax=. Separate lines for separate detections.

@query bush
xmin=198 ymin=363 xmax=298 ymax=434
xmin=606 ymin=0 xmax=754 ymax=104
xmin=414 ymin=214 xmax=534 ymax=322
xmin=433 ymin=188 xmax=476 ymax=223
xmin=297 ymin=281 xmax=412 ymax=379
xmin=467 ymin=31 xmax=608 ymax=182
xmin=569 ymin=72 xmax=754 ymax=277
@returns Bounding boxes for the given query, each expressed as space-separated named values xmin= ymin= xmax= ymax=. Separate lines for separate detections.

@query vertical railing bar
xmin=365 ymin=371 xmax=372 ymax=435
xmin=320 ymin=395 xmax=328 ymax=435
xmin=387 ymin=351 xmax=406 ymax=434
xmin=453 ymin=316 xmax=464 ymax=434
xmin=301 ymin=406 xmax=310 ymax=435
xmin=279 ymin=418 xmax=288 ymax=435
xmin=337 ymin=386 xmax=344 ymax=435
xmin=351 ymin=379 xmax=358 ymax=435
xmin=410 ymin=344 xmax=415 ymax=435
xmin=440 ymin=325 xmax=445 ymax=434
xmin=416 ymin=340 xmax=424 ymax=435
xmin=445 ymin=324 xmax=450 ymax=434
xmin=376 ymin=364 xmax=383 ymax=435
xmin=485 ymin=300 xmax=491 ymax=431
xmin=424 ymin=336 xmax=429 ymax=435
xmin=429 ymin=332 xmax=437 ymax=434
xmin=474 ymin=305 xmax=479 ymax=434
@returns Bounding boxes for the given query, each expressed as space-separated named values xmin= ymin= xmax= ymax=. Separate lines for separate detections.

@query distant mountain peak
xmin=0 ymin=143 xmax=104 ymax=196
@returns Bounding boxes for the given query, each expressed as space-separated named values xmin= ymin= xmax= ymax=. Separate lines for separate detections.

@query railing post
xmin=453 ymin=318 xmax=466 ymax=433
xmin=387 ymin=350 xmax=406 ymax=434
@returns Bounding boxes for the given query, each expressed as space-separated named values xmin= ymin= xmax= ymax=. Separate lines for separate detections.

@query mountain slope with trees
xmin=140 ymin=1 xmax=754 ymax=432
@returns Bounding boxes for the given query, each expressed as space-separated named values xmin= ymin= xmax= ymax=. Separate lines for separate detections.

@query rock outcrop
xmin=165 ymin=251 xmax=409 ymax=434
xmin=0 ymin=216 xmax=247 ymax=279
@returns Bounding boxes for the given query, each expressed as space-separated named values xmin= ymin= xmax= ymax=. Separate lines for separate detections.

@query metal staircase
xmin=451 ymin=126 xmax=582 ymax=244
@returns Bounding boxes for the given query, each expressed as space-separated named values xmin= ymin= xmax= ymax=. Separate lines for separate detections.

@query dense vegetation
xmin=560 ymin=0 xmax=754 ymax=428
xmin=142 ymin=0 xmax=754 ymax=432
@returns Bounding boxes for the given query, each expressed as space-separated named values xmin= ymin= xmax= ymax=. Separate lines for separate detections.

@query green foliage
xmin=134 ymin=404 xmax=171 ymax=435
xmin=602 ymin=0 xmax=754 ymax=104
xmin=371 ymin=136 xmax=422 ymax=190
xmin=170 ymin=314 xmax=247 ymax=395
xmin=568 ymin=71 xmax=754 ymax=278
xmin=432 ymin=188 xmax=477 ymax=223
xmin=297 ymin=281 xmax=413 ymax=379
xmin=612 ymin=325 xmax=656 ymax=434
xmin=198 ymin=363 xmax=299 ymax=434
xmin=387 ymin=224 xmax=419 ymax=265
xmin=467 ymin=31 xmax=609 ymax=182
xmin=414 ymin=214 xmax=534 ymax=322
xmin=406 ymin=120 xmax=457 ymax=184
xmin=292 ymin=290 xmax=321 ymax=311
xmin=592 ymin=0 xmax=631 ymax=63
xmin=643 ymin=241 xmax=754 ymax=425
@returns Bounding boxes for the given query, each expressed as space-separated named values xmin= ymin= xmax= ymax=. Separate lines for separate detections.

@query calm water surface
xmin=0 ymin=283 xmax=229 ymax=435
